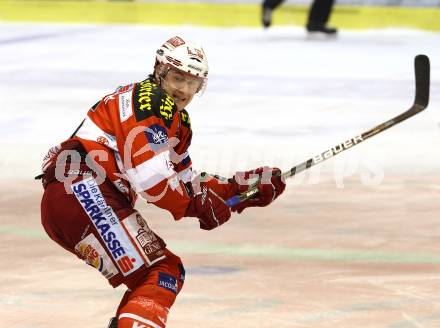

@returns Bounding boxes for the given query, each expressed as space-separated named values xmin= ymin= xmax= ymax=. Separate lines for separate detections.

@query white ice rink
xmin=0 ymin=23 xmax=439 ymax=182
xmin=1 ymin=22 xmax=440 ymax=328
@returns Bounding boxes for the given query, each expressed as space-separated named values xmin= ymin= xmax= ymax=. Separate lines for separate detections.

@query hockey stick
xmin=226 ymin=54 xmax=430 ymax=207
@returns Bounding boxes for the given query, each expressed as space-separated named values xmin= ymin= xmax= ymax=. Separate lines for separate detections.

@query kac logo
xmin=145 ymin=124 xmax=168 ymax=152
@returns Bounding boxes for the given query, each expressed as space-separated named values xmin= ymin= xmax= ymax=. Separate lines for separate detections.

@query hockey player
xmin=262 ymin=0 xmax=337 ymax=35
xmin=39 ymin=36 xmax=285 ymax=328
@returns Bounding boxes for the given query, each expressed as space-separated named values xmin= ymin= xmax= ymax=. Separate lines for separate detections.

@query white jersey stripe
xmin=125 ymin=150 xmax=176 ymax=192
xmin=76 ymin=116 xmax=118 ymax=152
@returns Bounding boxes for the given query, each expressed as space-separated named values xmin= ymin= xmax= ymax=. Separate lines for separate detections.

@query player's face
xmin=161 ymin=67 xmax=204 ymax=111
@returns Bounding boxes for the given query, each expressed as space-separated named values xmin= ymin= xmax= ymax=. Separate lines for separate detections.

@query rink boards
xmin=0 ymin=0 xmax=439 ymax=31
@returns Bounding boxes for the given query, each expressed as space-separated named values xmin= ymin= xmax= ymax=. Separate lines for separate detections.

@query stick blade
xmin=414 ymin=54 xmax=430 ymax=108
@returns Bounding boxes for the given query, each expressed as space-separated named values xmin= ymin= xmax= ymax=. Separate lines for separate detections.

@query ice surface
xmin=0 ymin=23 xmax=439 ymax=180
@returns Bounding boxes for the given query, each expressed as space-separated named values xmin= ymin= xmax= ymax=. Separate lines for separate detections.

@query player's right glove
xmin=231 ymin=166 xmax=286 ymax=213
xmin=185 ymin=183 xmax=232 ymax=230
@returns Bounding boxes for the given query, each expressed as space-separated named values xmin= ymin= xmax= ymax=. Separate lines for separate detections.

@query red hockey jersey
xmin=42 ymin=76 xmax=237 ymax=221
xmin=70 ymin=76 xmax=194 ymax=219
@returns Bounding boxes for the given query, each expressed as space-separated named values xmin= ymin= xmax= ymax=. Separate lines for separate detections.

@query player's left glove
xmin=185 ymin=183 xmax=232 ymax=230
xmin=231 ymin=166 xmax=286 ymax=214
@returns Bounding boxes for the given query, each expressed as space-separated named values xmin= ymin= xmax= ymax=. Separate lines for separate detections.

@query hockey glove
xmin=232 ymin=166 xmax=286 ymax=214
xmin=185 ymin=183 xmax=231 ymax=230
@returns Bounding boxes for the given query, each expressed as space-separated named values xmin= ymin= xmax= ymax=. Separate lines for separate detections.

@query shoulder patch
xmin=133 ymin=78 xmax=177 ymax=128
xmin=179 ymin=110 xmax=191 ymax=129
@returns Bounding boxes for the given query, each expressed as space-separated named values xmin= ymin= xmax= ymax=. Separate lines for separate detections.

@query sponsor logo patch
xmin=135 ymin=79 xmax=154 ymax=116
xmin=187 ymin=46 xmax=204 ymax=60
xmin=159 ymin=95 xmax=174 ymax=121
xmin=121 ymin=212 xmax=166 ymax=266
xmin=71 ymin=177 xmax=144 ymax=276
xmin=166 ymin=36 xmax=185 ymax=48
xmin=188 ymin=64 xmax=202 ymax=72
xmin=119 ymin=90 xmax=133 ymax=122
xmin=75 ymin=233 xmax=118 ymax=279
xmin=133 ymin=79 xmax=176 ymax=127
xmin=158 ymin=272 xmax=178 ymax=294
xmin=97 ymin=136 xmax=109 ymax=146
xmin=165 ymin=55 xmax=182 ymax=67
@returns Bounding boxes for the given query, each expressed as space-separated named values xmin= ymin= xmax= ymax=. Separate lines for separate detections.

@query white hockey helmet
xmin=155 ymin=36 xmax=208 ymax=89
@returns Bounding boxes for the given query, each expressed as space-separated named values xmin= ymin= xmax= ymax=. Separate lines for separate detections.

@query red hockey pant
xmin=41 ymin=176 xmax=184 ymax=328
